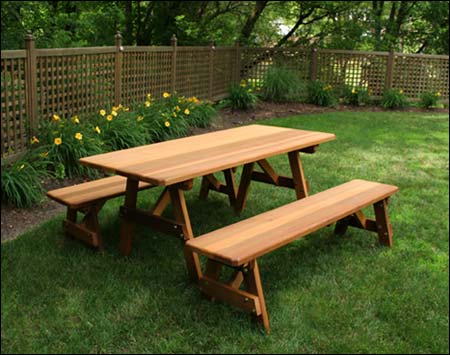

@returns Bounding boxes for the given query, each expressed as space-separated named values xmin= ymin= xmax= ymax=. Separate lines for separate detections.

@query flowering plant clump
xmin=420 ymin=91 xmax=442 ymax=108
xmin=93 ymin=104 xmax=147 ymax=151
xmin=307 ymin=80 xmax=337 ymax=107
xmin=36 ymin=114 xmax=102 ymax=179
xmin=342 ymin=86 xmax=371 ymax=106
xmin=381 ymin=88 xmax=408 ymax=109
xmin=225 ymin=80 xmax=259 ymax=111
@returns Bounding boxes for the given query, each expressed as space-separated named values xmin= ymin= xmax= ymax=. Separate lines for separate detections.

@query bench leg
xmin=235 ymin=162 xmax=255 ymax=214
xmin=197 ymin=257 xmax=270 ymax=333
xmin=334 ymin=200 xmax=393 ymax=248
xmin=63 ymin=201 xmax=105 ymax=249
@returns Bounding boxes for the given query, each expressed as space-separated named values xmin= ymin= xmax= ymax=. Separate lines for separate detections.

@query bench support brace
xmin=63 ymin=200 xmax=106 ymax=248
xmin=334 ymin=198 xmax=393 ymax=247
xmin=197 ymin=258 xmax=270 ymax=333
xmin=199 ymin=168 xmax=238 ymax=207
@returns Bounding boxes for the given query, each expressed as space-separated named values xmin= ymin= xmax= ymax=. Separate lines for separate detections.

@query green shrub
xmin=419 ymin=91 xmax=442 ymax=108
xmin=307 ymin=80 xmax=337 ymax=107
xmin=94 ymin=105 xmax=148 ymax=150
xmin=225 ymin=81 xmax=258 ymax=110
xmin=1 ymin=153 xmax=50 ymax=208
xmin=187 ymin=101 xmax=217 ymax=128
xmin=37 ymin=114 xmax=103 ymax=179
xmin=135 ymin=92 xmax=190 ymax=141
xmin=342 ymin=86 xmax=371 ymax=106
xmin=261 ymin=66 xmax=306 ymax=102
xmin=381 ymin=89 xmax=408 ymax=109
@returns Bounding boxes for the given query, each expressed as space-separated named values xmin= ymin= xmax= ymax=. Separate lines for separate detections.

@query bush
xmin=1 ymin=153 xmax=50 ymax=208
xmin=135 ymin=92 xmax=191 ymax=142
xmin=94 ymin=105 xmax=148 ymax=150
xmin=342 ymin=86 xmax=371 ymax=106
xmin=225 ymin=81 xmax=258 ymax=110
xmin=307 ymin=80 xmax=337 ymax=107
xmin=187 ymin=101 xmax=217 ymax=128
xmin=420 ymin=91 xmax=442 ymax=108
xmin=381 ymin=89 xmax=408 ymax=109
xmin=261 ymin=66 xmax=306 ymax=102
xmin=37 ymin=114 xmax=103 ymax=179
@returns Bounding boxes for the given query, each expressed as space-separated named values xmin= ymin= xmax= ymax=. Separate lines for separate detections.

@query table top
xmin=79 ymin=124 xmax=336 ymax=186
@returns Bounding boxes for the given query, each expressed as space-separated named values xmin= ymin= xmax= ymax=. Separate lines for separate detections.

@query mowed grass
xmin=1 ymin=112 xmax=449 ymax=354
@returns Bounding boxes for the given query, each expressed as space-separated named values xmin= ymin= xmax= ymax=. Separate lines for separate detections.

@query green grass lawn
xmin=2 ymin=111 xmax=449 ymax=354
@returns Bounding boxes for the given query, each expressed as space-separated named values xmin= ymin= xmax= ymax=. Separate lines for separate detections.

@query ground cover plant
xmin=1 ymin=111 xmax=448 ymax=353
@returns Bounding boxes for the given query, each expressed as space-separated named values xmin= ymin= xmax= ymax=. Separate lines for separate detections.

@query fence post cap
xmin=25 ymin=32 xmax=34 ymax=40
xmin=171 ymin=34 xmax=178 ymax=46
xmin=115 ymin=31 xmax=122 ymax=39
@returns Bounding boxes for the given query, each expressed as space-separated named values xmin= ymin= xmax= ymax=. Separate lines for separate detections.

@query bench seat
xmin=47 ymin=175 xmax=152 ymax=248
xmin=185 ymin=179 xmax=398 ymax=333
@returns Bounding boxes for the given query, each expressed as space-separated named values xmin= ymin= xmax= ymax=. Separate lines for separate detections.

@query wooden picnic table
xmin=79 ymin=124 xmax=335 ymax=280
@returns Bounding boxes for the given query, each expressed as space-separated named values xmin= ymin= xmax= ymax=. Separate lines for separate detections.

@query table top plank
xmin=79 ymin=125 xmax=336 ymax=186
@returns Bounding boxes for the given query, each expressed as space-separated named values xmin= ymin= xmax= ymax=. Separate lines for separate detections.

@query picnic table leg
xmin=199 ymin=169 xmax=238 ymax=207
xmin=169 ymin=184 xmax=202 ymax=281
xmin=235 ymin=162 xmax=255 ymax=214
xmin=119 ymin=178 xmax=139 ymax=256
xmin=288 ymin=150 xmax=308 ymax=199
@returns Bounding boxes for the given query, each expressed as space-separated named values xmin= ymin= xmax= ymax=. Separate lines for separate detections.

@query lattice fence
xmin=1 ymin=35 xmax=449 ymax=161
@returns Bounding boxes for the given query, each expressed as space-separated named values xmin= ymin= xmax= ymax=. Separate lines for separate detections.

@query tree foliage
xmin=1 ymin=1 xmax=448 ymax=54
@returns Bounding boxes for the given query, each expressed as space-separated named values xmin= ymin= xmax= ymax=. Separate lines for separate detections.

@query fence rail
xmin=1 ymin=33 xmax=449 ymax=161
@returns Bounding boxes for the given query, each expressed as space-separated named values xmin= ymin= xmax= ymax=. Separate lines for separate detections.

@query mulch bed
xmin=2 ymin=102 xmax=448 ymax=243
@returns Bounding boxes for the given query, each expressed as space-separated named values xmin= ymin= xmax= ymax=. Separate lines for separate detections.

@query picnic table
xmin=79 ymin=124 xmax=336 ymax=280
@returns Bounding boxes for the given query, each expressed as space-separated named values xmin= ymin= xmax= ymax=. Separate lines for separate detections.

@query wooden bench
xmin=47 ymin=176 xmax=152 ymax=248
xmin=185 ymin=179 xmax=399 ymax=333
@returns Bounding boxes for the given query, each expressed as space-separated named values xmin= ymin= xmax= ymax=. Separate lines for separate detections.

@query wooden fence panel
xmin=315 ymin=50 xmax=389 ymax=97
xmin=392 ymin=54 xmax=449 ymax=98
xmin=212 ymin=47 xmax=236 ymax=100
xmin=122 ymin=47 xmax=172 ymax=105
xmin=1 ymin=52 xmax=28 ymax=158
xmin=36 ymin=49 xmax=116 ymax=121
xmin=175 ymin=47 xmax=210 ymax=99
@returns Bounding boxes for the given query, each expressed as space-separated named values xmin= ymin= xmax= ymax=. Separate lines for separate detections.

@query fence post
xmin=24 ymin=32 xmax=37 ymax=136
xmin=386 ymin=49 xmax=395 ymax=90
xmin=171 ymin=34 xmax=177 ymax=93
xmin=234 ymin=41 xmax=241 ymax=83
xmin=209 ymin=40 xmax=215 ymax=100
xmin=310 ymin=48 xmax=318 ymax=81
xmin=114 ymin=31 xmax=123 ymax=106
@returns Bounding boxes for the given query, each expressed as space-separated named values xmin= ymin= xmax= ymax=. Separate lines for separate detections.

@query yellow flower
xmin=72 ymin=115 xmax=80 ymax=124
xmin=111 ymin=110 xmax=118 ymax=117
xmin=164 ymin=121 xmax=171 ymax=127
xmin=100 ymin=109 xmax=106 ymax=116
xmin=40 ymin=151 xmax=49 ymax=158
xmin=19 ymin=164 xmax=25 ymax=171
xmin=30 ymin=136 xmax=39 ymax=144
xmin=136 ymin=116 xmax=144 ymax=122
xmin=399 ymin=89 xmax=404 ymax=94
xmin=124 ymin=107 xmax=130 ymax=111
xmin=175 ymin=105 xmax=181 ymax=112
xmin=54 ymin=137 xmax=62 ymax=145
xmin=52 ymin=114 xmax=60 ymax=121
xmin=436 ymin=91 xmax=442 ymax=97
xmin=163 ymin=92 xmax=170 ymax=98
xmin=112 ymin=106 xmax=118 ymax=111
xmin=106 ymin=115 xmax=113 ymax=121
xmin=172 ymin=112 xmax=177 ymax=118
xmin=352 ymin=88 xmax=357 ymax=94
xmin=75 ymin=132 xmax=83 ymax=140
xmin=95 ymin=126 xmax=101 ymax=134
xmin=145 ymin=101 xmax=151 ymax=107
xmin=184 ymin=108 xmax=190 ymax=115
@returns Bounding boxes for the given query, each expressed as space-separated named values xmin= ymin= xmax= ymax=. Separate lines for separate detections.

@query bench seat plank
xmin=47 ymin=175 xmax=152 ymax=209
xmin=186 ymin=179 xmax=398 ymax=267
